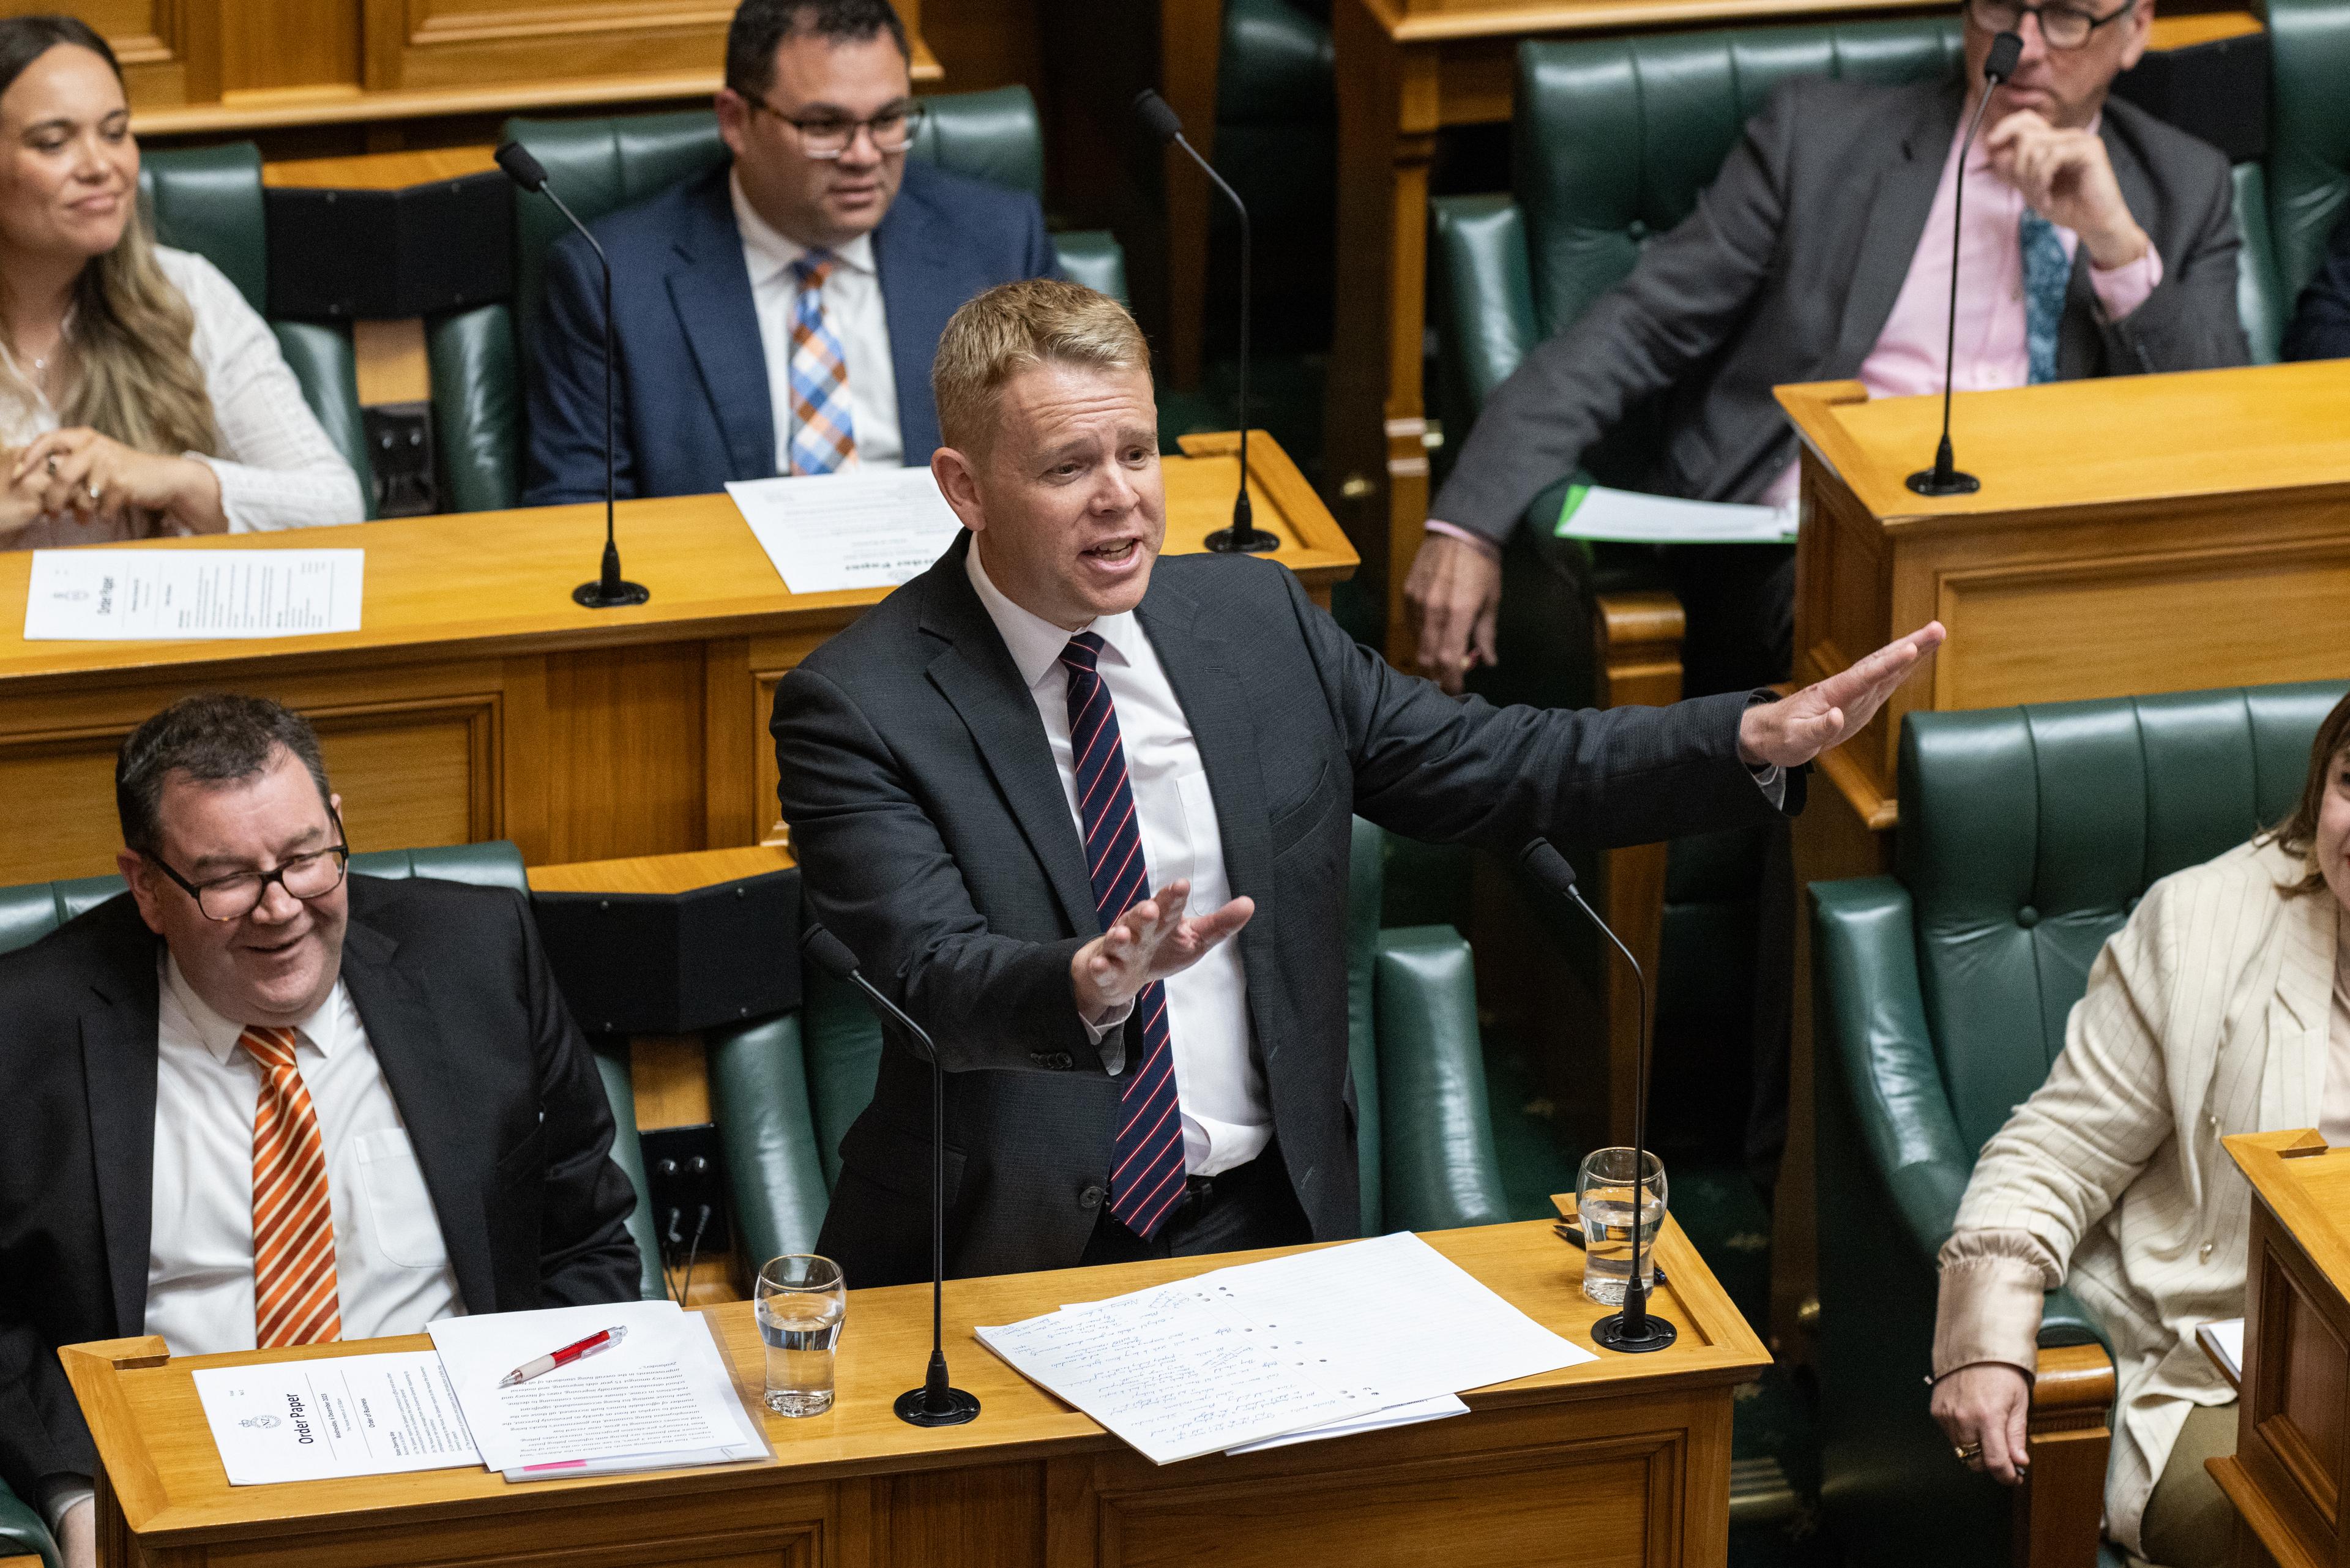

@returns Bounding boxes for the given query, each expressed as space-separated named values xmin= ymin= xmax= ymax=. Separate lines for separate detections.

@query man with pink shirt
xmin=1408 ymin=0 xmax=2248 ymax=699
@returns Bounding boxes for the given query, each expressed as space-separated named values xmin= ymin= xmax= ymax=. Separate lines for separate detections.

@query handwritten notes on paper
xmin=23 ymin=548 xmax=364 ymax=640
xmin=726 ymin=467 xmax=964 ymax=593
xmin=193 ymin=1351 xmax=480 ymax=1485
xmin=979 ymin=1232 xmax=1593 ymax=1465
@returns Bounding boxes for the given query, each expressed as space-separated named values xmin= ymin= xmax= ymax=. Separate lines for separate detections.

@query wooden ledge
xmin=2030 ymin=1343 xmax=2116 ymax=1417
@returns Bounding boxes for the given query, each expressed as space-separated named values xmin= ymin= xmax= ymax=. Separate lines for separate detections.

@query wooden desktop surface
xmin=66 ymin=1218 xmax=1766 ymax=1566
xmin=0 ymin=432 xmax=1352 ymax=885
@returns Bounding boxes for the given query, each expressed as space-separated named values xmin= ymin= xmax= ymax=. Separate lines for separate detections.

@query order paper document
xmin=1554 ymin=483 xmax=1797 ymax=545
xmin=429 ymin=1301 xmax=761 ymax=1473
xmin=981 ymin=1231 xmax=1592 ymax=1465
xmin=193 ymin=1351 xmax=479 ymax=1485
xmin=23 ymin=548 xmax=364 ymax=640
xmin=728 ymin=466 xmax=963 ymax=593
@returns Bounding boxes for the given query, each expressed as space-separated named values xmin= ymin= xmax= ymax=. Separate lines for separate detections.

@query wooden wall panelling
xmin=360 ymin=0 xmax=736 ymax=93
xmin=704 ymin=636 xmax=761 ymax=851
xmin=217 ymin=0 xmax=362 ymax=103
xmin=71 ymin=0 xmax=193 ymax=106
xmin=540 ymin=640 xmax=707 ymax=864
xmin=750 ymin=624 xmax=857 ymax=849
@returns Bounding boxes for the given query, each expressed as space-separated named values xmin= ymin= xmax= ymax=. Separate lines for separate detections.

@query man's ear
xmin=2116 ymin=0 xmax=2154 ymax=69
xmin=116 ymin=851 xmax=167 ymax=935
xmin=931 ymin=446 xmax=987 ymax=534
xmin=715 ymin=89 xmax=751 ymax=159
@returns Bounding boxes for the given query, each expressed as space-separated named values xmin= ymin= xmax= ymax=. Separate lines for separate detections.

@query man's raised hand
xmin=1071 ymin=879 xmax=1255 ymax=1026
xmin=1737 ymin=621 xmax=1947 ymax=769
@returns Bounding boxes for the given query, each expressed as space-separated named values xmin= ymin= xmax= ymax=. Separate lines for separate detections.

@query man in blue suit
xmin=524 ymin=0 xmax=1059 ymax=505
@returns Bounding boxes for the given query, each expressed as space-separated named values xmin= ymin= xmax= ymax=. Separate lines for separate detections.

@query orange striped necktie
xmin=237 ymin=1025 xmax=342 ymax=1349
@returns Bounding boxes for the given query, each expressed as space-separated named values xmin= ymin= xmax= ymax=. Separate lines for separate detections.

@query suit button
xmin=2016 ymin=905 xmax=2040 ymax=928
xmin=1079 ymin=1184 xmax=1105 ymax=1211
xmin=1051 ymin=1052 xmax=1074 ymax=1070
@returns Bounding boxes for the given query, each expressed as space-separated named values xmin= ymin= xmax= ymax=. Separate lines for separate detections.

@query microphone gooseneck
xmin=1518 ymin=839 xmax=1674 ymax=1352
xmin=1132 ymin=90 xmax=1277 ymax=554
xmin=495 ymin=141 xmax=649 ymax=608
xmin=799 ymin=924 xmax=980 ymax=1427
xmin=1907 ymin=32 xmax=2025 ymax=498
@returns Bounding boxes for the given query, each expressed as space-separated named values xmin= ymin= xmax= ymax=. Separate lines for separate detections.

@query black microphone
xmin=1132 ymin=89 xmax=1278 ymax=555
xmin=495 ymin=140 xmax=649 ymax=608
xmin=798 ymin=922 xmax=980 ymax=1427
xmin=1906 ymin=31 xmax=2026 ymax=498
xmin=1518 ymin=838 xmax=1674 ymax=1353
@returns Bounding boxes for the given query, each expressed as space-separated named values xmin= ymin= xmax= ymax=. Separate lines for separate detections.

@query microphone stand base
xmin=895 ymin=1386 xmax=981 ymax=1427
xmin=1904 ymin=469 xmax=1980 ymax=497
xmin=1204 ymin=526 xmax=1280 ymax=554
xmin=574 ymin=579 xmax=650 ymax=609
xmin=1591 ymin=1311 xmax=1677 ymax=1354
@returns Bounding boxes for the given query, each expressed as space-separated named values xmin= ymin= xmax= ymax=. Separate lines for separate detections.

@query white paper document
xmin=23 ymin=548 xmax=364 ymax=640
xmin=1224 ymin=1395 xmax=1469 ymax=1455
xmin=428 ymin=1301 xmax=762 ymax=1473
xmin=727 ymin=466 xmax=963 ymax=592
xmin=1554 ymin=483 xmax=1797 ymax=545
xmin=980 ymin=1232 xmax=1591 ymax=1465
xmin=193 ymin=1351 xmax=479 ymax=1485
xmin=2201 ymin=1317 xmax=2245 ymax=1383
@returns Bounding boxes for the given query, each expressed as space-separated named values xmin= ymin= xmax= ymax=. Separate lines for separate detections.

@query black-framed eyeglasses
xmin=742 ymin=94 xmax=925 ymax=159
xmin=1966 ymin=0 xmax=2136 ymax=49
xmin=146 ymin=813 xmax=351 ymax=922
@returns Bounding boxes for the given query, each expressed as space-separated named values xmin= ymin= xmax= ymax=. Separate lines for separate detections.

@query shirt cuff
xmin=2088 ymin=241 xmax=2164 ymax=322
xmin=1749 ymin=763 xmax=1786 ymax=809
xmin=1933 ymin=1250 xmax=2046 ymax=1378
xmin=1081 ymin=997 xmax=1134 ymax=1075
xmin=1423 ymin=520 xmax=1502 ymax=559
xmin=38 ymin=1474 xmax=94 ymax=1534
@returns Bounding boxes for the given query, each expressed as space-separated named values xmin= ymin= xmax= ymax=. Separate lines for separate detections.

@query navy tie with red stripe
xmin=1062 ymin=631 xmax=1189 ymax=1239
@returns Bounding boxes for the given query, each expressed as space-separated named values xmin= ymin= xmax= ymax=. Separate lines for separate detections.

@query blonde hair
xmin=931 ymin=278 xmax=1150 ymax=453
xmin=0 ymin=18 xmax=219 ymax=469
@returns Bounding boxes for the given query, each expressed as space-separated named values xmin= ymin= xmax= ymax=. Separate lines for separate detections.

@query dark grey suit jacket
xmin=0 ymin=877 xmax=641 ymax=1504
xmin=770 ymin=533 xmax=1801 ymax=1286
xmin=1433 ymin=77 xmax=2251 ymax=538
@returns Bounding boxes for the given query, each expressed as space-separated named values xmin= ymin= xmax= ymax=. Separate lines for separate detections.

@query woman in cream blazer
xmin=1930 ymin=691 xmax=2350 ymax=1568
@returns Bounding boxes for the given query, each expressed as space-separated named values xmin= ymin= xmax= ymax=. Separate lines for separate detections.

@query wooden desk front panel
xmin=2235 ymin=1185 xmax=2350 ymax=1566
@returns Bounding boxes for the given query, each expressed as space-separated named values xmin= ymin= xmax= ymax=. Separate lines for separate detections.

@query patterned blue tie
xmin=786 ymin=251 xmax=857 ymax=475
xmin=2020 ymin=208 xmax=2070 ymax=386
xmin=1062 ymin=632 xmax=1188 ymax=1239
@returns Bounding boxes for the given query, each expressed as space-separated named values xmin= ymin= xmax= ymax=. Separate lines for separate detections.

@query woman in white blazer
xmin=1930 ymin=690 xmax=2350 ymax=1568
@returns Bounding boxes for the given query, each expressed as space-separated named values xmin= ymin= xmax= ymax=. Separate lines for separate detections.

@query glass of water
xmin=1575 ymin=1148 xmax=1666 ymax=1307
xmin=755 ymin=1254 xmax=846 ymax=1416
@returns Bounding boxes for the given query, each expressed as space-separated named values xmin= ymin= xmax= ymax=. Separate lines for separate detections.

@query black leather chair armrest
xmin=0 ymin=1477 xmax=58 ymax=1568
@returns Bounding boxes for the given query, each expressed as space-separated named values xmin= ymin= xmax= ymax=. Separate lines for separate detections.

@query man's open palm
xmin=1738 ymin=622 xmax=1948 ymax=769
xmin=1071 ymin=879 xmax=1255 ymax=1024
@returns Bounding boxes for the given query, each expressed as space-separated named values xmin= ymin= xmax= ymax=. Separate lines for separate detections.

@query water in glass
xmin=1578 ymin=1184 xmax=1666 ymax=1305
xmin=756 ymin=1254 xmax=846 ymax=1416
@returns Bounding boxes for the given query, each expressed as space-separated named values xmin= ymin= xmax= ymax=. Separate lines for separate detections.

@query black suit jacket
xmin=1434 ymin=77 xmax=2251 ymax=537
xmin=770 ymin=534 xmax=1800 ymax=1286
xmin=0 ymin=875 xmax=640 ymax=1503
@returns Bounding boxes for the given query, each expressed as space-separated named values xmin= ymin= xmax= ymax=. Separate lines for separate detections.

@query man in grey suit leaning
xmin=1407 ymin=0 xmax=2249 ymax=698
xmin=770 ymin=279 xmax=1943 ymax=1286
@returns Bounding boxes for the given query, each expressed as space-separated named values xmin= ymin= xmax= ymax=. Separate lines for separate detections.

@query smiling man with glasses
xmin=524 ymin=0 xmax=1061 ymax=507
xmin=0 ymin=694 xmax=639 ymax=1568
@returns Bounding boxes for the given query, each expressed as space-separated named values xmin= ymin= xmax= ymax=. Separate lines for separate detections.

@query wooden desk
xmin=65 ymin=1217 xmax=1768 ymax=1568
xmin=1767 ymin=359 xmax=2350 ymax=1347
xmin=2211 ymin=1131 xmax=2350 ymax=1568
xmin=0 ymin=432 xmax=1352 ymax=887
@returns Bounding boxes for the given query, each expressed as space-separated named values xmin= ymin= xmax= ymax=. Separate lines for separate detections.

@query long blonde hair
xmin=0 ymin=16 xmax=218 ymax=460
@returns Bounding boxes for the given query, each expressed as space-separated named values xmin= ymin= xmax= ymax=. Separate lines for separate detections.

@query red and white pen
xmin=499 ymin=1325 xmax=627 ymax=1387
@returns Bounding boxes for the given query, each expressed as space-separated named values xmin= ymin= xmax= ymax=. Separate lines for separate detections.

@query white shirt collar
xmin=729 ymin=168 xmax=878 ymax=288
xmin=963 ymin=539 xmax=1146 ymax=691
xmin=162 ymin=951 xmax=344 ymax=1066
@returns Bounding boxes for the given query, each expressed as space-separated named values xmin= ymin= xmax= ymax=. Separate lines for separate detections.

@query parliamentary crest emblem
xmin=238 ymin=1414 xmax=282 ymax=1429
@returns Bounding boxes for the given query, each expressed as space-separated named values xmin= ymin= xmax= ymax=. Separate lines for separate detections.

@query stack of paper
xmin=1554 ymin=483 xmax=1797 ymax=545
xmin=978 ymin=1231 xmax=1593 ymax=1465
xmin=727 ymin=467 xmax=963 ymax=593
xmin=193 ymin=1351 xmax=481 ymax=1486
xmin=429 ymin=1301 xmax=769 ymax=1482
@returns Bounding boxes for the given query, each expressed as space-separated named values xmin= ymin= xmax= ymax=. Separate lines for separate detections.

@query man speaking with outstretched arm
xmin=770 ymin=278 xmax=1944 ymax=1286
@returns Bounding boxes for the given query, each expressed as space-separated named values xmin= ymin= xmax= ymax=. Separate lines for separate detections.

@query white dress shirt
xmin=148 ymin=955 xmax=464 ymax=1356
xmin=732 ymin=171 xmax=904 ymax=471
xmin=965 ymin=542 xmax=1273 ymax=1176
xmin=0 ymin=247 xmax=364 ymax=545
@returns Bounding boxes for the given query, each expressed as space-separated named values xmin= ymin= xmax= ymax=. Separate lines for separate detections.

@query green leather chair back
xmin=0 ymin=841 xmax=666 ymax=1305
xmin=138 ymin=144 xmax=376 ymax=517
xmin=1899 ymin=682 xmax=2345 ymax=1154
xmin=710 ymin=817 xmax=1508 ymax=1269
xmin=2268 ymin=0 xmax=2350 ymax=304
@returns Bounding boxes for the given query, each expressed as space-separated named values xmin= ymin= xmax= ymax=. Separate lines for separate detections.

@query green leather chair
xmin=136 ymin=144 xmax=376 ymax=512
xmin=708 ymin=816 xmax=1510 ymax=1269
xmin=1810 ymin=679 xmax=2348 ymax=1568
xmin=0 ymin=1482 xmax=53 ymax=1567
xmin=429 ymin=86 xmax=1128 ymax=514
xmin=2269 ymin=0 xmax=2350 ymax=316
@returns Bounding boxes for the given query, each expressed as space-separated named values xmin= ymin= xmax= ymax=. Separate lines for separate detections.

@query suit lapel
xmin=1136 ymin=576 xmax=1283 ymax=1060
xmin=666 ymin=170 xmax=778 ymax=482
xmin=872 ymin=168 xmax=952 ymax=461
xmin=919 ymin=538 xmax=1100 ymax=936
xmin=2258 ymin=887 xmax=2337 ymax=1133
xmin=1829 ymin=82 xmax=1966 ymax=371
xmin=338 ymin=916 xmax=499 ymax=1315
xmin=80 ymin=913 xmax=162 ymax=1335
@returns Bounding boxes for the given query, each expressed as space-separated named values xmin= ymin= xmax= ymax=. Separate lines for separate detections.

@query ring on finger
xmin=86 ymin=483 xmax=101 ymax=504
xmin=1955 ymin=1441 xmax=1983 ymax=1463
